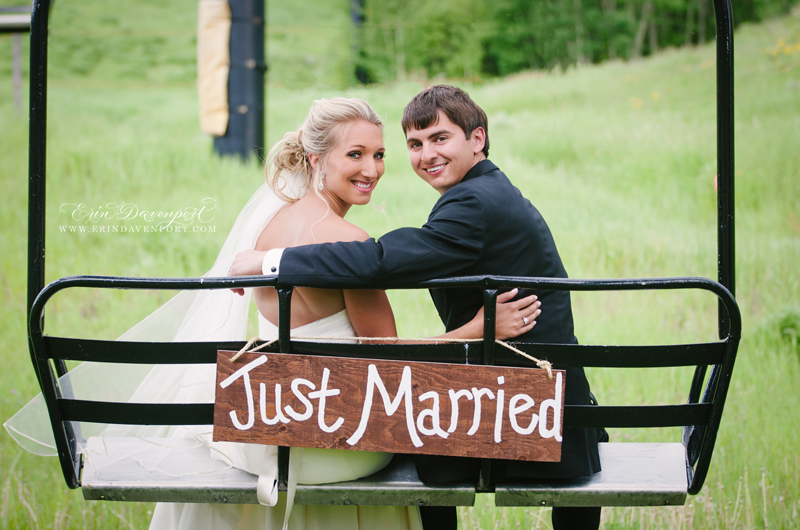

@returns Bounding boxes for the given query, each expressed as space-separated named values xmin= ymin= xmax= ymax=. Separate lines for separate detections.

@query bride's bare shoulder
xmin=315 ymin=215 xmax=370 ymax=244
xmin=256 ymin=200 xmax=370 ymax=249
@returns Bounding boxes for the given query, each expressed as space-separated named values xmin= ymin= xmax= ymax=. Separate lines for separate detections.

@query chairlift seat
xmin=81 ymin=437 xmax=686 ymax=507
xmin=495 ymin=443 xmax=688 ymax=507
xmin=81 ymin=438 xmax=476 ymax=506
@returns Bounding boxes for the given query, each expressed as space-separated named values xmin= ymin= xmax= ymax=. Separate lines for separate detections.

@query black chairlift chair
xmin=25 ymin=0 xmax=739 ymax=510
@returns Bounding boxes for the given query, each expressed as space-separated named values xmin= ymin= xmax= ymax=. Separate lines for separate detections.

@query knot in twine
xmin=230 ymin=336 xmax=552 ymax=378
xmin=230 ymin=337 xmax=277 ymax=362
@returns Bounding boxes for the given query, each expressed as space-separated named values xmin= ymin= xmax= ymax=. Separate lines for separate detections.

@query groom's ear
xmin=470 ymin=127 xmax=486 ymax=155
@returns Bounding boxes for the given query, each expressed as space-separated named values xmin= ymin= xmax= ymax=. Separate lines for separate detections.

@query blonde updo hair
xmin=266 ymin=98 xmax=384 ymax=203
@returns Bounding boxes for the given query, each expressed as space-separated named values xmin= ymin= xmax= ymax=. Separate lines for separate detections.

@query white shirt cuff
xmin=262 ymin=248 xmax=285 ymax=275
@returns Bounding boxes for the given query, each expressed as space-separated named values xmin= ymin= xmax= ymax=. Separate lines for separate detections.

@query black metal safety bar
xmin=28 ymin=274 xmax=740 ymax=495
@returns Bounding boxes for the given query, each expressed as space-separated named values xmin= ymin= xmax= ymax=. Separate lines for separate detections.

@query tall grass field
xmin=1 ymin=1 xmax=799 ymax=528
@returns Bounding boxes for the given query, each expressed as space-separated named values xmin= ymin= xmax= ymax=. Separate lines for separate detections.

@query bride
xmin=152 ymin=98 xmax=540 ymax=530
xmin=5 ymin=97 xmax=541 ymax=530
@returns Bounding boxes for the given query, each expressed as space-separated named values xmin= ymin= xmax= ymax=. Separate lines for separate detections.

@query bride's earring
xmin=318 ymin=176 xmax=324 ymax=190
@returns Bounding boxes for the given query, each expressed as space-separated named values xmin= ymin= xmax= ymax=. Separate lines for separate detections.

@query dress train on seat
xmin=5 ymin=183 xmax=422 ymax=530
xmin=149 ymin=310 xmax=422 ymax=530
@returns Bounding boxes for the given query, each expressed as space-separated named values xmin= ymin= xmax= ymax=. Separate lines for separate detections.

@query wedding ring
xmin=522 ymin=316 xmax=529 ymax=326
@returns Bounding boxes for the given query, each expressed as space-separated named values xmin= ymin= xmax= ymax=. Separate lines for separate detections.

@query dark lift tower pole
xmin=214 ymin=0 xmax=266 ymax=160
xmin=351 ymin=0 xmax=368 ymax=84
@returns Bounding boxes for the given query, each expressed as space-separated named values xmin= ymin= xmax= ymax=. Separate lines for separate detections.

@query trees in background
xmin=353 ymin=0 xmax=798 ymax=82
xmin=355 ymin=0 xmax=489 ymax=83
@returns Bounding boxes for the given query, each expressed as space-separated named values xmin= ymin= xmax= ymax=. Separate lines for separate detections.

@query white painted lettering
xmin=468 ymin=387 xmax=495 ymax=436
xmin=284 ymin=378 xmax=315 ymax=422
xmin=347 ymin=365 xmax=423 ymax=447
xmin=494 ymin=376 xmax=505 ymax=443
xmin=219 ymin=356 xmax=268 ymax=430
xmin=447 ymin=389 xmax=473 ymax=433
xmin=416 ymin=391 xmax=449 ymax=439
xmin=259 ymin=382 xmax=290 ymax=425
xmin=538 ymin=372 xmax=563 ymax=441
xmin=509 ymin=394 xmax=538 ymax=435
xmin=308 ymin=368 xmax=344 ymax=433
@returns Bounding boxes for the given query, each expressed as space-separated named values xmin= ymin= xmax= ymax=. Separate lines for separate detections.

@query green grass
xmin=0 ymin=0 xmax=355 ymax=89
xmin=1 ymin=3 xmax=800 ymax=529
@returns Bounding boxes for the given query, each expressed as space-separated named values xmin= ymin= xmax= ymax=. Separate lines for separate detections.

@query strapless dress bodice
xmin=257 ymin=309 xmax=357 ymax=343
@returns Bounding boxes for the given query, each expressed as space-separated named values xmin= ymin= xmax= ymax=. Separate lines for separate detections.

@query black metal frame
xmin=29 ymin=274 xmax=740 ymax=496
xmin=25 ymin=0 xmax=736 ymax=503
xmin=212 ymin=0 xmax=266 ymax=159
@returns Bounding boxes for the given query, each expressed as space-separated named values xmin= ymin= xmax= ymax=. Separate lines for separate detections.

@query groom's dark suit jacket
xmin=279 ymin=159 xmax=601 ymax=481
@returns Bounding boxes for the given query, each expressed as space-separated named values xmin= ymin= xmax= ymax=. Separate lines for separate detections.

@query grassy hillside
xmin=1 ymin=2 xmax=799 ymax=529
xmin=0 ymin=0 xmax=354 ymax=88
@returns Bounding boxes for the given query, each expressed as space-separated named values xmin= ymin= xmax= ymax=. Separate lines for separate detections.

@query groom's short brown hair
xmin=402 ymin=85 xmax=490 ymax=157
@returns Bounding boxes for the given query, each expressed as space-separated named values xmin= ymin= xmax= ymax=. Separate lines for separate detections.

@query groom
xmin=232 ymin=85 xmax=602 ymax=530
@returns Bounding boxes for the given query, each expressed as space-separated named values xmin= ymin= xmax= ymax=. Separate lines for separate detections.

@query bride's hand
xmin=473 ymin=288 xmax=541 ymax=340
xmin=228 ymin=250 xmax=268 ymax=295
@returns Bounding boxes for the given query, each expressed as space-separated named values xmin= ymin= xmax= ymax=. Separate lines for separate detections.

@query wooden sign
xmin=213 ymin=352 xmax=565 ymax=462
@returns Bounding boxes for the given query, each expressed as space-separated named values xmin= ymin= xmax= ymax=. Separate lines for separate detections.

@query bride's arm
xmin=344 ymin=287 xmax=541 ymax=345
xmin=435 ymin=289 xmax=541 ymax=341
xmin=344 ymin=289 xmax=398 ymax=342
xmin=333 ymin=224 xmax=400 ymax=342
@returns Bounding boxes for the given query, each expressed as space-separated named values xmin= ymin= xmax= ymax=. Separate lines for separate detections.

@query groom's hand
xmin=228 ymin=250 xmax=268 ymax=295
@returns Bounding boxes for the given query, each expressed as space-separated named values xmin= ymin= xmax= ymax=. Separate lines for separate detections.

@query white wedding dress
xmin=148 ymin=310 xmax=422 ymax=530
xmin=4 ymin=182 xmax=422 ymax=530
